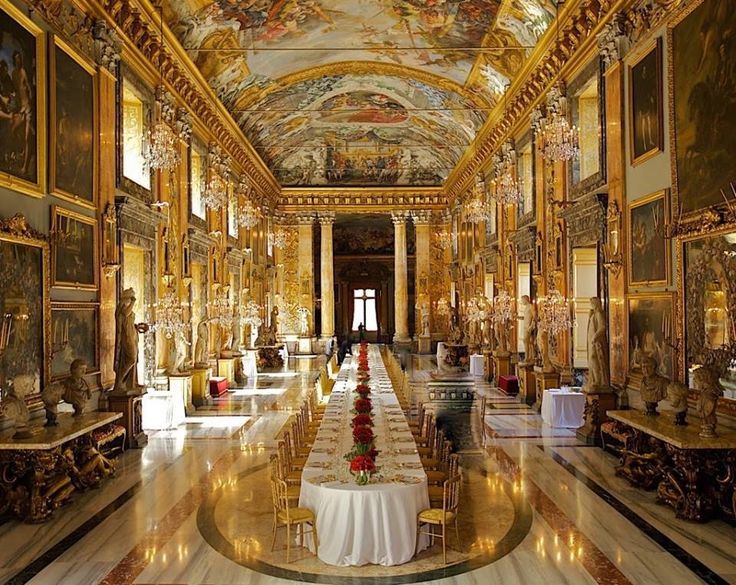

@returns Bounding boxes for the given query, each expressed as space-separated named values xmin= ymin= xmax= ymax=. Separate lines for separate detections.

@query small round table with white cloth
xmin=541 ymin=388 xmax=586 ymax=428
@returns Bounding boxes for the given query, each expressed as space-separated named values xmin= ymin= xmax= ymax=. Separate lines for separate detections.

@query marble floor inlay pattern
xmin=1 ymin=350 xmax=734 ymax=584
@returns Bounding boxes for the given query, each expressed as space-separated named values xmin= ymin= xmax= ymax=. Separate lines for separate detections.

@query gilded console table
xmin=607 ymin=410 xmax=736 ymax=523
xmin=0 ymin=412 xmax=122 ymax=523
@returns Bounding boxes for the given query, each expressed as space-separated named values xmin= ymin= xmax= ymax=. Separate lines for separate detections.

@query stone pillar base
xmin=170 ymin=373 xmax=195 ymax=416
xmin=107 ymin=392 xmax=147 ymax=449
xmin=191 ymin=367 xmax=212 ymax=407
xmin=296 ymin=336 xmax=313 ymax=354
xmin=217 ymin=358 xmax=236 ymax=387
xmin=533 ymin=367 xmax=560 ymax=412
xmin=576 ymin=388 xmax=618 ymax=445
xmin=418 ymin=335 xmax=432 ymax=354
xmin=517 ymin=362 xmax=536 ymax=406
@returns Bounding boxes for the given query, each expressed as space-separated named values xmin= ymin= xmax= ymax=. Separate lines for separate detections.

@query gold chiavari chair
xmin=270 ymin=477 xmax=318 ymax=563
xmin=417 ymin=474 xmax=462 ymax=565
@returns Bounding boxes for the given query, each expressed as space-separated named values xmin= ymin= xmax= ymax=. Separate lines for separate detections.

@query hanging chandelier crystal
xmin=270 ymin=227 xmax=288 ymax=249
xmin=240 ymin=300 xmax=263 ymax=328
xmin=437 ymin=229 xmax=453 ymax=250
xmin=492 ymin=290 xmax=515 ymax=324
xmin=536 ymin=112 xmax=579 ymax=161
xmin=465 ymin=176 xmax=491 ymax=224
xmin=237 ymin=199 xmax=260 ymax=229
xmin=495 ymin=169 xmax=523 ymax=206
xmin=537 ymin=289 xmax=574 ymax=334
xmin=209 ymin=290 xmax=233 ymax=327
xmin=152 ymin=289 xmax=186 ymax=339
xmin=202 ymin=172 xmax=228 ymax=211
xmin=144 ymin=119 xmax=180 ymax=171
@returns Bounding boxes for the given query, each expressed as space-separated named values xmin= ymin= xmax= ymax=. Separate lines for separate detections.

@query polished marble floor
xmin=1 ymin=352 xmax=735 ymax=584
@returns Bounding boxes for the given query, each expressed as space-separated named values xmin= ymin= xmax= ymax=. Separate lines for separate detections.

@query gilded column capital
xmin=598 ymin=12 xmax=630 ymax=70
xmin=317 ymin=211 xmax=335 ymax=225
xmin=410 ymin=210 xmax=432 ymax=226
xmin=391 ymin=210 xmax=409 ymax=225
xmin=93 ymin=20 xmax=121 ymax=72
xmin=295 ymin=213 xmax=315 ymax=225
xmin=176 ymin=108 xmax=192 ymax=144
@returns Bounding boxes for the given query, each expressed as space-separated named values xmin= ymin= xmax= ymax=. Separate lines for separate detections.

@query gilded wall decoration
xmin=669 ymin=0 xmax=736 ymax=218
xmin=628 ymin=37 xmax=663 ymax=165
xmin=50 ymin=36 xmax=97 ymax=207
xmin=0 ymin=1 xmax=46 ymax=197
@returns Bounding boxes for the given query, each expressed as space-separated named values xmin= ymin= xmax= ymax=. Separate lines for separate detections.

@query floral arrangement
xmin=351 ymin=413 xmax=373 ymax=427
xmin=345 ymin=342 xmax=379 ymax=485
xmin=354 ymin=398 xmax=372 ymax=414
xmin=349 ymin=454 xmax=376 ymax=485
xmin=356 ymin=383 xmax=371 ymax=397
xmin=352 ymin=425 xmax=374 ymax=446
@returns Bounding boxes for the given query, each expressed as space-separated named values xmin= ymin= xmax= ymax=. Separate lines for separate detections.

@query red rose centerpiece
xmin=354 ymin=398 xmax=372 ymax=414
xmin=350 ymin=454 xmax=376 ymax=485
xmin=351 ymin=413 xmax=372 ymax=427
xmin=356 ymin=383 xmax=371 ymax=398
xmin=352 ymin=425 xmax=374 ymax=447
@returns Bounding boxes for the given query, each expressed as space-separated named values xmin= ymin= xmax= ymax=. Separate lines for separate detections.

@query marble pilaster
xmin=318 ymin=212 xmax=335 ymax=341
xmin=392 ymin=211 xmax=410 ymax=343
xmin=296 ymin=213 xmax=315 ymax=336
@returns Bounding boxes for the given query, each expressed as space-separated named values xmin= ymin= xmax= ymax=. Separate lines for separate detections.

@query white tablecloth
xmin=541 ymin=389 xmax=585 ymax=428
xmin=469 ymin=354 xmax=484 ymax=376
xmin=142 ymin=387 xmax=185 ymax=430
xmin=299 ymin=346 xmax=429 ymax=566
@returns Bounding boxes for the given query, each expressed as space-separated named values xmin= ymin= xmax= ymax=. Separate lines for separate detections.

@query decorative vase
xmin=355 ymin=471 xmax=369 ymax=486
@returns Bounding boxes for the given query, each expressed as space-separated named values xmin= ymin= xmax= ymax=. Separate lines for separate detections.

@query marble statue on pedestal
xmin=298 ymin=306 xmax=311 ymax=337
xmin=170 ymin=330 xmax=192 ymax=374
xmin=520 ymin=295 xmax=536 ymax=364
xmin=694 ymin=366 xmax=722 ymax=438
xmin=639 ymin=356 xmax=668 ymax=415
xmin=1 ymin=374 xmax=34 ymax=438
xmin=194 ymin=318 xmax=209 ymax=367
xmin=420 ymin=303 xmax=430 ymax=337
xmin=584 ymin=297 xmax=610 ymax=391
xmin=113 ymin=288 xmax=149 ymax=395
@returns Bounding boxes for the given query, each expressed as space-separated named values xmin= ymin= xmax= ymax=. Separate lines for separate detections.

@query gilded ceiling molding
xmin=279 ymin=187 xmax=447 ymax=213
xmin=445 ymin=0 xmax=625 ymax=203
xmin=233 ymin=60 xmax=490 ymax=111
xmin=54 ymin=0 xmax=281 ymax=206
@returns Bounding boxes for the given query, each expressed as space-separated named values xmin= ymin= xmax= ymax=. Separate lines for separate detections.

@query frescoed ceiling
xmin=163 ymin=0 xmax=556 ymax=186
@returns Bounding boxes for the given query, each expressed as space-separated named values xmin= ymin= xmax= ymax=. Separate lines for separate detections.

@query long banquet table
xmin=299 ymin=345 xmax=429 ymax=566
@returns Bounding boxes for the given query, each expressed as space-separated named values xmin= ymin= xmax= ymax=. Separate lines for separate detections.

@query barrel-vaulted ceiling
xmin=163 ymin=0 xmax=556 ymax=187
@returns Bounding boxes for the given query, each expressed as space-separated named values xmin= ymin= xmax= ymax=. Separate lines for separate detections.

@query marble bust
xmin=42 ymin=359 xmax=92 ymax=426
xmin=2 ymin=374 xmax=34 ymax=438
xmin=693 ymin=366 xmax=723 ymax=438
xmin=639 ymin=356 xmax=669 ymax=416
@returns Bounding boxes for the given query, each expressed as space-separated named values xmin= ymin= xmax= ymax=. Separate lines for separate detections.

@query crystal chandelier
xmin=537 ymin=289 xmax=574 ymax=334
xmin=202 ymin=172 xmax=227 ymax=211
xmin=209 ymin=290 xmax=234 ymax=327
xmin=536 ymin=112 xmax=579 ymax=161
xmin=152 ymin=289 xmax=186 ymax=339
xmin=144 ymin=118 xmax=180 ymax=171
xmin=492 ymin=290 xmax=515 ymax=324
xmin=495 ymin=169 xmax=523 ymax=206
xmin=270 ymin=227 xmax=288 ymax=249
xmin=237 ymin=199 xmax=260 ymax=229
xmin=240 ymin=300 xmax=262 ymax=328
xmin=437 ymin=229 xmax=453 ymax=250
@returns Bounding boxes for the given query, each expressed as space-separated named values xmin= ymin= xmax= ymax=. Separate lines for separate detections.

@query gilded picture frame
xmin=49 ymin=34 xmax=98 ymax=208
xmin=627 ymin=189 xmax=670 ymax=287
xmin=0 ymin=221 xmax=50 ymax=395
xmin=50 ymin=302 xmax=99 ymax=381
xmin=626 ymin=292 xmax=676 ymax=385
xmin=628 ymin=37 xmax=664 ymax=166
xmin=0 ymin=0 xmax=46 ymax=198
xmin=51 ymin=206 xmax=99 ymax=290
xmin=668 ymin=0 xmax=736 ymax=222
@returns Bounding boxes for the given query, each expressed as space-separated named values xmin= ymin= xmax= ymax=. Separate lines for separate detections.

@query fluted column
xmin=318 ymin=212 xmax=335 ymax=340
xmin=392 ymin=211 xmax=410 ymax=343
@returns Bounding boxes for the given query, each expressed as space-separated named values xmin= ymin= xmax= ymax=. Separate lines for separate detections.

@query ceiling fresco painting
xmin=163 ymin=0 xmax=556 ymax=186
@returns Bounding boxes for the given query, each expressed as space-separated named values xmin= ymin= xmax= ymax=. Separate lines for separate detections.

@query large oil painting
xmin=627 ymin=294 xmax=674 ymax=381
xmin=0 ymin=1 xmax=43 ymax=194
xmin=629 ymin=38 xmax=663 ymax=165
xmin=0 ymin=231 xmax=47 ymax=395
xmin=333 ymin=214 xmax=415 ymax=255
xmin=670 ymin=0 xmax=736 ymax=216
xmin=51 ymin=303 xmax=98 ymax=379
xmin=628 ymin=190 xmax=669 ymax=286
xmin=51 ymin=38 xmax=95 ymax=205
xmin=51 ymin=207 xmax=98 ymax=289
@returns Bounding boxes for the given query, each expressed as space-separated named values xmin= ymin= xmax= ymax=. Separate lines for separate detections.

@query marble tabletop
xmin=607 ymin=409 xmax=736 ymax=450
xmin=0 ymin=411 xmax=122 ymax=450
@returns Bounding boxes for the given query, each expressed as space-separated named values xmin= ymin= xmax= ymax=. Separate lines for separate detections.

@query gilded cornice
xmin=279 ymin=187 xmax=447 ymax=213
xmin=444 ymin=0 xmax=627 ymax=203
xmin=48 ymin=0 xmax=281 ymax=206
xmin=234 ymin=61 xmax=490 ymax=111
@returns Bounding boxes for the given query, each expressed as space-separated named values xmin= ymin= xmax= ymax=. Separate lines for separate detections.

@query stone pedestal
xmin=418 ymin=335 xmax=432 ymax=354
xmin=297 ymin=336 xmax=313 ymax=354
xmin=107 ymin=392 xmax=147 ymax=449
xmin=493 ymin=351 xmax=512 ymax=382
xmin=533 ymin=368 xmax=560 ymax=412
xmin=170 ymin=373 xmax=195 ymax=416
xmin=517 ymin=362 xmax=536 ymax=406
xmin=217 ymin=358 xmax=236 ymax=387
xmin=577 ymin=387 xmax=618 ymax=445
xmin=242 ymin=349 xmax=258 ymax=381
xmin=191 ymin=367 xmax=212 ymax=407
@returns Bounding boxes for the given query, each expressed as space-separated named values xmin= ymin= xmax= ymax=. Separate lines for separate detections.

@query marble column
xmin=296 ymin=213 xmax=315 ymax=336
xmin=319 ymin=212 xmax=335 ymax=341
xmin=411 ymin=211 xmax=432 ymax=350
xmin=392 ymin=211 xmax=410 ymax=343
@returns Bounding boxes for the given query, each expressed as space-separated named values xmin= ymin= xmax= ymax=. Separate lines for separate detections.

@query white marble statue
xmin=113 ymin=288 xmax=148 ymax=394
xmin=584 ymin=297 xmax=610 ymax=391
xmin=520 ymin=295 xmax=536 ymax=364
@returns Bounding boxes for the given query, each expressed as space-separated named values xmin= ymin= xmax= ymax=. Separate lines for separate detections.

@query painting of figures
xmin=51 ymin=40 xmax=95 ymax=205
xmin=629 ymin=39 xmax=663 ymax=165
xmin=627 ymin=294 xmax=674 ymax=380
xmin=628 ymin=191 xmax=669 ymax=286
xmin=51 ymin=303 xmax=98 ymax=379
xmin=0 ymin=2 xmax=42 ymax=192
xmin=670 ymin=0 xmax=736 ymax=215
xmin=52 ymin=207 xmax=98 ymax=289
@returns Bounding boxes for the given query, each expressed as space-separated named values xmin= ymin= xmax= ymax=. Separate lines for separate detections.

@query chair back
xmin=270 ymin=476 xmax=290 ymax=518
xmin=443 ymin=474 xmax=462 ymax=515
xmin=277 ymin=440 xmax=292 ymax=475
xmin=447 ymin=453 xmax=461 ymax=477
